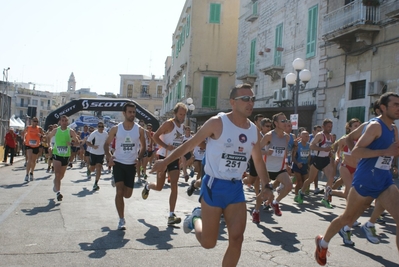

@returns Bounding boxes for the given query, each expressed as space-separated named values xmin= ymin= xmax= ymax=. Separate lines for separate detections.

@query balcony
xmin=323 ymin=0 xmax=381 ymax=52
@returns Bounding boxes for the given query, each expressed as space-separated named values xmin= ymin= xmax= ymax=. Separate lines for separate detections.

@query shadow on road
xmin=35 ymin=175 xmax=52 ymax=181
xmin=79 ymin=226 xmax=129 ymax=258
xmin=0 ymin=183 xmax=29 ymax=189
xmin=72 ymin=187 xmax=96 ymax=198
xmin=21 ymin=199 xmax=60 ymax=216
xmin=256 ymin=224 xmax=300 ymax=252
xmin=136 ymin=218 xmax=178 ymax=249
xmin=351 ymin=246 xmax=398 ymax=267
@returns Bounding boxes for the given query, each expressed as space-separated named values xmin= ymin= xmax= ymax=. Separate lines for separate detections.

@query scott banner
xmin=44 ymin=98 xmax=160 ymax=130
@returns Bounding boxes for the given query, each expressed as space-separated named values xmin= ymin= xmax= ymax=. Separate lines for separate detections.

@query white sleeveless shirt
xmin=157 ymin=120 xmax=184 ymax=157
xmin=205 ymin=113 xmax=257 ymax=180
xmin=113 ymin=122 xmax=140 ymax=165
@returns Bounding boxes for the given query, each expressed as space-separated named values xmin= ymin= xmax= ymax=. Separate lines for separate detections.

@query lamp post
xmin=285 ymin=58 xmax=311 ymax=136
xmin=185 ymin=97 xmax=196 ymax=128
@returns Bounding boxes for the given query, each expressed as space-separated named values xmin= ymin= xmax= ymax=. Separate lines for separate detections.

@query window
xmin=182 ymin=75 xmax=186 ymax=99
xmin=252 ymin=1 xmax=258 ymax=16
xmin=274 ymin=23 xmax=283 ymax=66
xmin=141 ymin=85 xmax=149 ymax=97
xmin=157 ymin=85 xmax=162 ymax=96
xmin=186 ymin=15 xmax=190 ymax=37
xmin=250 ymin=38 xmax=256 ymax=75
xmin=32 ymin=99 xmax=38 ymax=106
xmin=127 ymin=84 xmax=133 ymax=98
xmin=202 ymin=77 xmax=218 ymax=108
xmin=351 ymin=80 xmax=366 ymax=100
xmin=209 ymin=3 xmax=221 ymax=24
xmin=347 ymin=106 xmax=365 ymax=123
xmin=306 ymin=5 xmax=318 ymax=58
xmin=177 ymin=80 xmax=182 ymax=100
xmin=182 ymin=25 xmax=185 ymax=46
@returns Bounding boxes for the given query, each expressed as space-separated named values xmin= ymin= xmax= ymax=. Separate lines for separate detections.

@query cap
xmin=10 ymin=127 xmax=14 ymax=131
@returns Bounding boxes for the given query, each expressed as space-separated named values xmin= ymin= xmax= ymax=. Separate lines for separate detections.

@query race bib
xmin=300 ymin=151 xmax=309 ymax=157
xmin=219 ymin=153 xmax=246 ymax=173
xmin=57 ymin=146 xmax=68 ymax=154
xmin=374 ymin=156 xmax=393 ymax=170
xmin=271 ymin=147 xmax=285 ymax=157
xmin=29 ymin=140 xmax=37 ymax=146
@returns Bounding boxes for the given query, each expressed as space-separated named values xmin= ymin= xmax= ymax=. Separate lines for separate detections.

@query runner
xmin=151 ymin=83 xmax=274 ymax=267
xmin=46 ymin=115 xmax=79 ymax=201
xmin=86 ymin=121 xmax=108 ymax=191
xmin=315 ymin=92 xmax=399 ymax=266
xmin=292 ymin=130 xmax=310 ymax=203
xmin=23 ymin=117 xmax=44 ymax=182
xmin=3 ymin=127 xmax=17 ymax=165
xmin=104 ymin=102 xmax=146 ymax=230
xmin=260 ymin=112 xmax=293 ymax=216
xmin=142 ymin=102 xmax=187 ymax=225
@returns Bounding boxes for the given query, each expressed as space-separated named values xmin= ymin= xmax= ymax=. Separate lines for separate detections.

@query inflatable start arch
xmin=44 ymin=98 xmax=160 ymax=131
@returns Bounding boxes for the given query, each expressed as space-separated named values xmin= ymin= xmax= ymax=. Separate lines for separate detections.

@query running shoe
xmin=183 ymin=207 xmax=201 ymax=233
xmin=314 ymin=235 xmax=328 ymax=266
xmin=68 ymin=163 xmax=73 ymax=168
xmin=297 ymin=189 xmax=304 ymax=204
xmin=184 ymin=175 xmax=189 ymax=182
xmin=86 ymin=170 xmax=91 ymax=179
xmin=352 ymin=221 xmax=361 ymax=227
xmin=187 ymin=180 xmax=196 ymax=196
xmin=46 ymin=168 xmax=50 ymax=173
xmin=313 ymin=188 xmax=325 ymax=195
xmin=29 ymin=173 xmax=34 ymax=181
xmin=294 ymin=195 xmax=300 ymax=203
xmin=24 ymin=162 xmax=27 ymax=167
xmin=143 ymin=174 xmax=148 ymax=180
xmin=263 ymin=202 xmax=271 ymax=211
xmin=361 ymin=224 xmax=380 ymax=244
xmin=321 ymin=199 xmax=333 ymax=209
xmin=376 ymin=217 xmax=386 ymax=225
xmin=24 ymin=174 xmax=29 ymax=182
xmin=338 ymin=227 xmax=355 ymax=246
xmin=142 ymin=183 xmax=150 ymax=199
xmin=325 ymin=186 xmax=332 ymax=202
xmin=252 ymin=210 xmax=260 ymax=224
xmin=118 ymin=218 xmax=126 ymax=230
xmin=271 ymin=202 xmax=282 ymax=216
xmin=93 ymin=184 xmax=100 ymax=191
xmin=168 ymin=213 xmax=182 ymax=225
xmin=57 ymin=192 xmax=63 ymax=201
xmin=111 ymin=176 xmax=115 ymax=187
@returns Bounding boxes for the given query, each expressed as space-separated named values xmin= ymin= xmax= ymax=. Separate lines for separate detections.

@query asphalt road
xmin=0 ymin=157 xmax=398 ymax=267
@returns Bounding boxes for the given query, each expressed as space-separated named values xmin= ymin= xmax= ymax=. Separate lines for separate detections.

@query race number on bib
xmin=374 ymin=156 xmax=393 ymax=170
xmin=29 ymin=140 xmax=37 ymax=146
xmin=57 ymin=146 xmax=68 ymax=154
xmin=300 ymin=151 xmax=309 ymax=157
xmin=272 ymin=147 xmax=285 ymax=157
xmin=219 ymin=153 xmax=246 ymax=173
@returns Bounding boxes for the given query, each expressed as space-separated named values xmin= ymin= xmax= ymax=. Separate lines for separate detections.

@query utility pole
xmin=1 ymin=67 xmax=11 ymax=145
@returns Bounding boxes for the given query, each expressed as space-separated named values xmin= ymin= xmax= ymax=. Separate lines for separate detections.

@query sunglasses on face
xmin=280 ymin=119 xmax=288 ymax=123
xmin=33 ymin=120 xmax=38 ymax=122
xmin=264 ymin=125 xmax=272 ymax=127
xmin=98 ymin=126 xmax=104 ymax=128
xmin=234 ymin=95 xmax=256 ymax=102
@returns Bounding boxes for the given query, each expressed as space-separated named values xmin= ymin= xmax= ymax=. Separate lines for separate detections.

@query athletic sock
xmin=366 ymin=221 xmax=375 ymax=228
xmin=344 ymin=225 xmax=351 ymax=232
xmin=320 ymin=238 xmax=329 ymax=248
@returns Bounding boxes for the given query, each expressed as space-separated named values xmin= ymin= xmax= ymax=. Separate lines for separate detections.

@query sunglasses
xmin=234 ymin=95 xmax=256 ymax=102
xmin=280 ymin=119 xmax=288 ymax=123
xmin=98 ymin=126 xmax=104 ymax=128
xmin=264 ymin=125 xmax=272 ymax=127
xmin=33 ymin=120 xmax=38 ymax=123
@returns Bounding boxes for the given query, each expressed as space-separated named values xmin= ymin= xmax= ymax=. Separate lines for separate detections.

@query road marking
xmin=0 ymin=180 xmax=42 ymax=226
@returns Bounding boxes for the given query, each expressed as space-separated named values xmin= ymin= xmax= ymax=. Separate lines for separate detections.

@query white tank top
xmin=193 ymin=146 xmax=205 ymax=161
xmin=157 ymin=120 xmax=184 ymax=157
xmin=205 ymin=113 xmax=257 ymax=180
xmin=113 ymin=122 xmax=140 ymax=165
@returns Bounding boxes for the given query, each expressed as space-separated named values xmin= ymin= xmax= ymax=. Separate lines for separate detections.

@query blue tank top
xmin=353 ymin=118 xmax=394 ymax=188
xmin=295 ymin=142 xmax=310 ymax=164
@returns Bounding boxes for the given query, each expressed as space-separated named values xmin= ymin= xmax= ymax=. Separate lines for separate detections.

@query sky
xmin=0 ymin=0 xmax=186 ymax=95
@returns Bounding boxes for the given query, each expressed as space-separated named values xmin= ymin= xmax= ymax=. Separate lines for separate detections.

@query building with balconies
xmin=320 ymin=0 xmax=399 ymax=135
xmin=119 ymin=74 xmax=163 ymax=114
xmin=162 ymin=0 xmax=240 ymax=128
xmin=236 ymin=0 xmax=320 ymax=131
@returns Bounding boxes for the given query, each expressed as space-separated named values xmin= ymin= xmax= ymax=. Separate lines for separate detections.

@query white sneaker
xmin=352 ymin=221 xmax=361 ymax=227
xmin=183 ymin=207 xmax=201 ymax=233
xmin=29 ymin=173 xmax=33 ymax=181
xmin=339 ymin=227 xmax=355 ymax=246
xmin=362 ymin=224 xmax=380 ymax=244
xmin=118 ymin=218 xmax=126 ymax=230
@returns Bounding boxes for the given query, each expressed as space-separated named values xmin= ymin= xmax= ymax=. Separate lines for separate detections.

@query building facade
xmin=119 ymin=74 xmax=163 ymax=114
xmin=163 ymin=0 xmax=240 ymax=128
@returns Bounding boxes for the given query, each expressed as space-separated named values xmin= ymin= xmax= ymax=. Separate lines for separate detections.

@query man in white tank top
xmin=104 ymin=102 xmax=146 ymax=230
xmin=141 ymin=102 xmax=187 ymax=226
xmin=151 ymin=84 xmax=274 ymax=267
xmin=297 ymin=119 xmax=335 ymax=209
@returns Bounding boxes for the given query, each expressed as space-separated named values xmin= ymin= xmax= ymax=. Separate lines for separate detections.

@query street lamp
xmin=285 ymin=58 xmax=311 ymax=136
xmin=186 ymin=97 xmax=195 ymax=116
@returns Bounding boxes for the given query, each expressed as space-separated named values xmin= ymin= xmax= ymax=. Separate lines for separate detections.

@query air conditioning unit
xmin=281 ymin=87 xmax=292 ymax=101
xmin=273 ymin=89 xmax=281 ymax=102
xmin=368 ymin=81 xmax=386 ymax=96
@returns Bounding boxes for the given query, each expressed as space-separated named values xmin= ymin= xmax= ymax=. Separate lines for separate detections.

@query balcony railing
xmin=323 ymin=0 xmax=380 ymax=35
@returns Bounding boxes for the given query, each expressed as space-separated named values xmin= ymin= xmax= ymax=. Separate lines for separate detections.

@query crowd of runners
xmin=5 ymin=86 xmax=399 ymax=266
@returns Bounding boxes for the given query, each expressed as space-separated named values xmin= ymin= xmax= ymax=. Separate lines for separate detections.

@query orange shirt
xmin=24 ymin=126 xmax=41 ymax=147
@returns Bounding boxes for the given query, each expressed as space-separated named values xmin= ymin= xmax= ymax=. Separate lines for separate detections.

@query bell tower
xmin=68 ymin=72 xmax=76 ymax=92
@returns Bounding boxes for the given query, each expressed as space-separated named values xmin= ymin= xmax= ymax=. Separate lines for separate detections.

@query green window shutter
xmin=177 ymin=80 xmax=182 ymax=100
xmin=186 ymin=15 xmax=190 ymax=37
xmin=182 ymin=26 xmax=185 ymax=46
xmin=347 ymin=106 xmax=365 ymax=123
xmin=202 ymin=77 xmax=218 ymax=108
xmin=252 ymin=2 xmax=258 ymax=15
xmin=274 ymin=23 xmax=283 ymax=66
xmin=210 ymin=3 xmax=221 ymax=24
xmin=306 ymin=5 xmax=318 ymax=58
xmin=250 ymin=38 xmax=256 ymax=74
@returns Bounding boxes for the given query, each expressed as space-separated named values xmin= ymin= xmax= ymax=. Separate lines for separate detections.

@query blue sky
xmin=1 ymin=0 xmax=186 ymax=94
